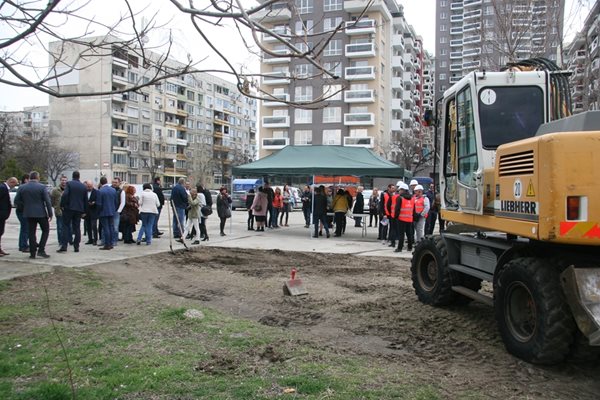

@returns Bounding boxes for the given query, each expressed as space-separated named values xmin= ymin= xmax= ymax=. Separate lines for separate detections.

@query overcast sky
xmin=0 ymin=0 xmax=594 ymax=111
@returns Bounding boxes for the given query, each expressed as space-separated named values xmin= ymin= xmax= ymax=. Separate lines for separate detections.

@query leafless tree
xmin=476 ymin=0 xmax=564 ymax=69
xmin=46 ymin=143 xmax=78 ymax=184
xmin=0 ymin=113 xmax=18 ymax=170
xmin=386 ymin=130 xmax=433 ymax=176
xmin=1 ymin=0 xmax=372 ymax=105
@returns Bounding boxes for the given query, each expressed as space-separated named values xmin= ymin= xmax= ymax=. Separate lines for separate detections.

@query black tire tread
xmin=494 ymin=257 xmax=575 ymax=365
xmin=411 ymin=236 xmax=457 ymax=306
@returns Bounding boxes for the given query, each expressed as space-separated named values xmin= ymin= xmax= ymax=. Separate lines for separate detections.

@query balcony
xmin=463 ymin=9 xmax=482 ymax=19
xmin=262 ymin=71 xmax=290 ymax=85
xmin=450 ymin=51 xmax=463 ymax=59
xmin=112 ymin=128 xmax=128 ymax=137
xmin=403 ymin=72 xmax=412 ymax=85
xmin=263 ymin=93 xmax=289 ymax=107
xmin=450 ymin=63 xmax=462 ymax=71
xmin=250 ymin=3 xmax=291 ymax=22
xmin=112 ymin=73 xmax=128 ymax=85
xmin=450 ymin=2 xmax=464 ymax=11
xmin=345 ymin=42 xmax=375 ymax=58
xmin=112 ymin=55 xmax=129 ymax=68
xmin=391 ymin=99 xmax=403 ymax=109
xmin=391 ymin=77 xmax=403 ymax=88
xmin=391 ymin=119 xmax=403 ymax=131
xmin=112 ymin=145 xmax=128 ymax=152
xmin=344 ymin=89 xmax=375 ymax=103
xmin=262 ymin=27 xmax=291 ymax=43
xmin=263 ymin=49 xmax=291 ymax=64
xmin=112 ymin=93 xmax=127 ymax=103
xmin=451 ymin=15 xmax=463 ymax=22
xmin=463 ymin=22 xmax=481 ymax=33
xmin=177 ymin=138 xmax=188 ymax=146
xmin=450 ymin=39 xmax=463 ymax=47
xmin=450 ymin=27 xmax=463 ymax=35
xmin=344 ymin=113 xmax=375 ymax=126
xmin=463 ymin=35 xmax=481 ymax=45
xmin=345 ymin=19 xmax=376 ymax=35
xmin=345 ymin=0 xmax=389 ymax=14
xmin=463 ymin=48 xmax=481 ymax=57
xmin=392 ymin=56 xmax=405 ymax=69
xmin=404 ymin=36 xmax=415 ymax=51
xmin=262 ymin=115 xmax=290 ymax=128
xmin=392 ymin=35 xmax=405 ymax=50
xmin=112 ymin=109 xmax=128 ymax=120
xmin=262 ymin=137 xmax=289 ymax=150
xmin=463 ymin=0 xmax=482 ymax=7
xmin=345 ymin=66 xmax=376 ymax=80
xmin=344 ymin=136 xmax=374 ymax=148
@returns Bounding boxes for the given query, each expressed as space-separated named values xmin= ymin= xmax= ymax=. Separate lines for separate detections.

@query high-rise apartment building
xmin=565 ymin=2 xmax=599 ymax=114
xmin=253 ymin=0 xmax=430 ymax=165
xmin=436 ymin=0 xmax=564 ymax=99
xmin=48 ymin=36 xmax=257 ymax=187
xmin=0 ymin=106 xmax=49 ymax=140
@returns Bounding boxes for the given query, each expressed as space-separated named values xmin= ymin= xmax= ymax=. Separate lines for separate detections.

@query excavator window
xmin=478 ymin=86 xmax=544 ymax=149
xmin=456 ymin=86 xmax=478 ymax=187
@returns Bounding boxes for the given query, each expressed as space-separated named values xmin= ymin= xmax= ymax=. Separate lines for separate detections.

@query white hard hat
xmin=414 ymin=184 xmax=424 ymax=191
xmin=409 ymin=179 xmax=418 ymax=186
xmin=398 ymin=182 xmax=409 ymax=190
xmin=396 ymin=180 xmax=404 ymax=187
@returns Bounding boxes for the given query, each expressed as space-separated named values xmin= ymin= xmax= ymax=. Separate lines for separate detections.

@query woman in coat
xmin=272 ymin=187 xmax=283 ymax=228
xmin=368 ymin=188 xmax=379 ymax=227
xmin=216 ymin=187 xmax=232 ymax=236
xmin=250 ymin=186 xmax=268 ymax=232
xmin=184 ymin=188 xmax=203 ymax=244
xmin=121 ymin=185 xmax=139 ymax=244
xmin=332 ymin=188 xmax=349 ymax=237
xmin=279 ymin=184 xmax=291 ymax=227
xmin=136 ymin=183 xmax=160 ymax=245
xmin=245 ymin=189 xmax=255 ymax=230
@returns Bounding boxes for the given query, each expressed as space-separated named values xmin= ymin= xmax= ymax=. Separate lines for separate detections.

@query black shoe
xmin=37 ymin=252 xmax=50 ymax=258
xmin=407 ymin=246 xmax=413 ymax=251
xmin=29 ymin=255 xmax=36 ymax=259
xmin=99 ymin=246 xmax=112 ymax=250
xmin=137 ymin=241 xmax=141 ymax=245
xmin=157 ymin=231 xmax=164 ymax=236
xmin=84 ymin=241 xmax=94 ymax=245
xmin=394 ymin=248 xmax=402 ymax=253
xmin=192 ymin=240 xmax=200 ymax=244
xmin=57 ymin=247 xmax=67 ymax=253
xmin=202 ymin=236 xmax=209 ymax=241
xmin=368 ymin=225 xmax=372 ymax=227
xmin=20 ymin=247 xmax=30 ymax=253
xmin=220 ymin=232 xmax=226 ymax=236
xmin=388 ymin=243 xmax=395 ymax=247
xmin=334 ymin=234 xmax=341 ymax=237
xmin=319 ymin=231 xmax=323 ymax=236
xmin=74 ymin=248 xmax=79 ymax=253
xmin=326 ymin=233 xmax=330 ymax=238
xmin=152 ymin=235 xmax=159 ymax=238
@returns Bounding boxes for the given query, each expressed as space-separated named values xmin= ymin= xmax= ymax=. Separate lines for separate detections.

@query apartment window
xmin=323 ymin=84 xmax=342 ymax=101
xmin=273 ymin=130 xmax=289 ymax=138
xmin=440 ymin=36 xmax=448 ymax=44
xmin=324 ymin=17 xmax=343 ymax=32
xmin=127 ymin=106 xmax=139 ymax=118
xmin=440 ymin=12 xmax=447 ymax=19
xmin=142 ymin=93 xmax=149 ymax=103
xmin=141 ymin=109 xmax=150 ymax=119
xmin=323 ymin=107 xmax=341 ymax=123
xmin=295 ymin=20 xmax=314 ymax=35
xmin=323 ymin=62 xmax=342 ymax=78
xmin=166 ymin=82 xmax=178 ymax=93
xmin=295 ymin=0 xmax=313 ymax=14
xmin=294 ymin=130 xmax=312 ymax=145
xmin=439 ymin=73 xmax=447 ymax=80
xmin=296 ymin=42 xmax=313 ymax=53
xmin=324 ymin=0 xmax=342 ymax=11
xmin=112 ymin=153 xmax=127 ymax=165
xmin=322 ymin=129 xmax=341 ymax=145
xmin=167 ymin=129 xmax=176 ymax=138
xmin=142 ymin=125 xmax=151 ymax=135
xmin=294 ymin=64 xmax=313 ymax=79
xmin=324 ymin=40 xmax=342 ymax=56
xmin=126 ymin=123 xmax=138 ymax=135
xmin=440 ymin=49 xmax=448 ymax=55
xmin=440 ymin=0 xmax=447 ymax=5
xmin=294 ymin=109 xmax=312 ymax=124
xmin=128 ymin=92 xmax=138 ymax=101
xmin=128 ymin=71 xmax=138 ymax=84
xmin=440 ymin=24 xmax=447 ymax=32
xmin=154 ymin=111 xmax=163 ymax=122
xmin=154 ymin=128 xmax=162 ymax=138
xmin=295 ymin=86 xmax=313 ymax=102
xmin=440 ymin=61 xmax=447 ymax=68
xmin=127 ymin=140 xmax=138 ymax=151
xmin=129 ymin=157 xmax=139 ymax=169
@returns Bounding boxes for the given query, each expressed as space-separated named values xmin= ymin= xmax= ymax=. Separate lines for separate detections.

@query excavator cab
xmin=439 ymin=70 xmax=549 ymax=216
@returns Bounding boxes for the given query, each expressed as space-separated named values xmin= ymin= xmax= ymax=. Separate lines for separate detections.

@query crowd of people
xmin=0 ymin=173 xmax=442 ymax=259
xmin=0 ymin=172 xmax=224 ymax=259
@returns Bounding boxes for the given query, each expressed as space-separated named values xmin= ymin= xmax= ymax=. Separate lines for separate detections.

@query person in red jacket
xmin=393 ymin=182 xmax=415 ymax=253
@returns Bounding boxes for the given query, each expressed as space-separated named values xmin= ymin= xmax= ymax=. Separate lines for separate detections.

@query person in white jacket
xmin=413 ymin=185 xmax=430 ymax=243
xmin=136 ymin=183 xmax=160 ymax=245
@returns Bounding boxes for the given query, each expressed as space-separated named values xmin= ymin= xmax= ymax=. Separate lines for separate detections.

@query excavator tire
xmin=411 ymin=236 xmax=456 ymax=306
xmin=494 ymin=257 xmax=576 ymax=365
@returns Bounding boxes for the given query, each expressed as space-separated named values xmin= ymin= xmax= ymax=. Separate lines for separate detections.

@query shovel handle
xmin=291 ymin=268 xmax=296 ymax=280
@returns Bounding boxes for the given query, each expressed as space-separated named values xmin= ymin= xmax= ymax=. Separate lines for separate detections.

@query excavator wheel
xmin=494 ymin=257 xmax=576 ymax=365
xmin=411 ymin=236 xmax=456 ymax=306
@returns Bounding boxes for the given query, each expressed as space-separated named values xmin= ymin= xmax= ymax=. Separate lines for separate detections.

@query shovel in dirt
xmin=283 ymin=268 xmax=308 ymax=296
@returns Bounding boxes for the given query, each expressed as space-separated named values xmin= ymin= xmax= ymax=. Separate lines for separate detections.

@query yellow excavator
xmin=411 ymin=58 xmax=600 ymax=364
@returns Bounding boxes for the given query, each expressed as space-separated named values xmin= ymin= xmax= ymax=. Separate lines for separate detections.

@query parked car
xmin=231 ymin=191 xmax=247 ymax=210
xmin=9 ymin=187 xmax=18 ymax=208
xmin=361 ymin=189 xmax=373 ymax=213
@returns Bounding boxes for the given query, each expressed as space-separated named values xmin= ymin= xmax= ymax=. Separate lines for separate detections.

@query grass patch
xmin=0 ymin=271 xmax=451 ymax=400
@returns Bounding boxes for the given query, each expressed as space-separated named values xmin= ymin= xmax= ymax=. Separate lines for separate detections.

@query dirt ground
xmin=7 ymin=247 xmax=600 ymax=399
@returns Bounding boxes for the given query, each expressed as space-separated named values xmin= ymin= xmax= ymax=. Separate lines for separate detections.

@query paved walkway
xmin=0 ymin=209 xmax=412 ymax=280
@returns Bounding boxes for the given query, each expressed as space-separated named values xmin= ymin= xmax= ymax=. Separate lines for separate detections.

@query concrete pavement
xmin=0 ymin=209 xmax=412 ymax=280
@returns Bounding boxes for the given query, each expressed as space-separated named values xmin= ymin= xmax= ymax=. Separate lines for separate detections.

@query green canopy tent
xmin=232 ymin=145 xmax=409 ymax=178
xmin=230 ymin=146 xmax=410 ymax=239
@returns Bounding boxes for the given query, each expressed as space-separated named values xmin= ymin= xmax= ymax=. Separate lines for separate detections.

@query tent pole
xmin=229 ymin=174 xmax=234 ymax=235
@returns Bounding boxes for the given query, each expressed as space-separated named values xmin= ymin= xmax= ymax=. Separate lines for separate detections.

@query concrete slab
xmin=0 ymin=209 xmax=413 ymax=280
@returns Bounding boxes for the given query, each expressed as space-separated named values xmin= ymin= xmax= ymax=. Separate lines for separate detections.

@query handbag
xmin=255 ymin=204 xmax=262 ymax=212
xmin=201 ymin=206 xmax=213 ymax=216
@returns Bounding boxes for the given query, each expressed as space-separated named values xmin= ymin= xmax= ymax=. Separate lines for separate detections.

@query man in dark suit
xmin=83 ymin=180 xmax=99 ymax=245
xmin=170 ymin=178 xmax=188 ymax=239
xmin=96 ymin=176 xmax=118 ymax=250
xmin=13 ymin=171 xmax=53 ymax=259
xmin=0 ymin=177 xmax=19 ymax=256
xmin=58 ymin=171 xmax=87 ymax=253
xmin=152 ymin=177 xmax=164 ymax=238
